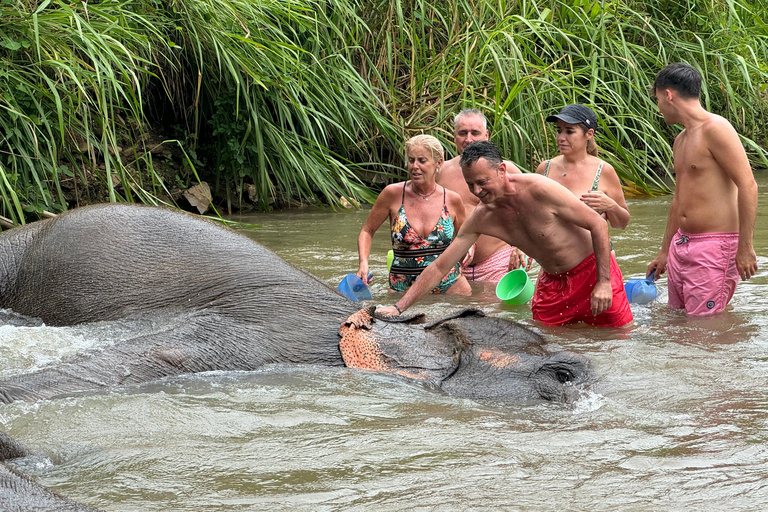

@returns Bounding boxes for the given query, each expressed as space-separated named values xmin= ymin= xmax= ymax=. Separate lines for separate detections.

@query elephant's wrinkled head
xmin=338 ymin=307 xmax=592 ymax=403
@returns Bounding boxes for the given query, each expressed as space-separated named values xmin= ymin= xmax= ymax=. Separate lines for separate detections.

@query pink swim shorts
xmin=462 ymin=245 xmax=515 ymax=283
xmin=666 ymin=230 xmax=739 ymax=316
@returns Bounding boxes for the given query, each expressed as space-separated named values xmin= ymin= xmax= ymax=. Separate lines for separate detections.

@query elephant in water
xmin=0 ymin=203 xmax=591 ymax=510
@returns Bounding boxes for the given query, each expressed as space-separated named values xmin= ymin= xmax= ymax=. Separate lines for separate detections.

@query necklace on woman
xmin=415 ymin=183 xmax=437 ymax=200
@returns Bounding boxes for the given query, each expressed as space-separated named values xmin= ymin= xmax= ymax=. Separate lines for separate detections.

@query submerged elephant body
xmin=0 ymin=203 xmax=592 ymax=510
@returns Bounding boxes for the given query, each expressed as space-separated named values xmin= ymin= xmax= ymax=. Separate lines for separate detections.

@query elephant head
xmin=339 ymin=307 xmax=592 ymax=402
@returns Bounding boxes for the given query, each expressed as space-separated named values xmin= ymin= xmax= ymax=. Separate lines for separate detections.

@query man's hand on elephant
xmin=590 ymin=281 xmax=613 ymax=317
xmin=376 ymin=305 xmax=402 ymax=317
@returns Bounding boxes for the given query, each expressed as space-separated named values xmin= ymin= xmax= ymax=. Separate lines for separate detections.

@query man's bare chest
xmin=674 ymin=131 xmax=713 ymax=175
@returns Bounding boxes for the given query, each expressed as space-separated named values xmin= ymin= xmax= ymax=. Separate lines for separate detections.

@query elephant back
xmin=0 ymin=203 xmax=355 ymax=327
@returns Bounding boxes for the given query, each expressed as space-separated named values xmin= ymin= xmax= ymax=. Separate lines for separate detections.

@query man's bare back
xmin=462 ymin=172 xmax=598 ymax=275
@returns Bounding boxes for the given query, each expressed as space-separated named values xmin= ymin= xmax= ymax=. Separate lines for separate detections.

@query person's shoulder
xmin=523 ymin=172 xmax=566 ymax=199
xmin=439 ymin=156 xmax=462 ymax=175
xmin=378 ymin=182 xmax=405 ymax=199
xmin=598 ymin=159 xmax=619 ymax=177
xmin=503 ymin=159 xmax=523 ymax=174
xmin=444 ymin=185 xmax=463 ymax=200
xmin=703 ymin=112 xmax=739 ymax=136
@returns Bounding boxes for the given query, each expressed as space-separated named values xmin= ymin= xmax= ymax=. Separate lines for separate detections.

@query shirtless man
xmin=436 ymin=108 xmax=525 ymax=283
xmin=647 ymin=63 xmax=758 ymax=315
xmin=378 ymin=141 xmax=633 ymax=327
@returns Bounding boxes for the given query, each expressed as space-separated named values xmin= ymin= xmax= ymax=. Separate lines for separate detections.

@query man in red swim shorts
xmin=533 ymin=252 xmax=632 ymax=326
xmin=648 ymin=63 xmax=758 ymax=315
xmin=377 ymin=141 xmax=633 ymax=327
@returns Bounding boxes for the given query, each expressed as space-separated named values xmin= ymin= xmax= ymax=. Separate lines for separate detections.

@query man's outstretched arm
xmin=377 ymin=230 xmax=479 ymax=316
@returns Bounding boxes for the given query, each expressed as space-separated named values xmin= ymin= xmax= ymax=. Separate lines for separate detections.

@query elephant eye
xmin=555 ymin=369 xmax=574 ymax=383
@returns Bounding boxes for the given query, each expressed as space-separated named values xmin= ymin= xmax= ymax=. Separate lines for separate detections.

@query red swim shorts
xmin=666 ymin=230 xmax=739 ymax=316
xmin=531 ymin=253 xmax=633 ymax=327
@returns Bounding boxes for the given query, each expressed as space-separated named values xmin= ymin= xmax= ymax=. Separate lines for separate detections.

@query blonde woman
xmin=357 ymin=134 xmax=471 ymax=295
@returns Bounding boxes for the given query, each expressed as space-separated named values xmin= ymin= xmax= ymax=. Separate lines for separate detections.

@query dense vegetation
xmin=1 ymin=0 xmax=766 ymax=223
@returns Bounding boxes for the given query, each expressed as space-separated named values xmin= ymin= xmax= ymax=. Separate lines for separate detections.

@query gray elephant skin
xmin=0 ymin=203 xmax=592 ymax=511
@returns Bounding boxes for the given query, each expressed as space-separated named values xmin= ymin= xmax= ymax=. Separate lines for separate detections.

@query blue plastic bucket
xmin=338 ymin=272 xmax=373 ymax=302
xmin=624 ymin=270 xmax=657 ymax=305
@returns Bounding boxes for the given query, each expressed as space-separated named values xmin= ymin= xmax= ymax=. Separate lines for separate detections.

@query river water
xmin=2 ymin=173 xmax=768 ymax=510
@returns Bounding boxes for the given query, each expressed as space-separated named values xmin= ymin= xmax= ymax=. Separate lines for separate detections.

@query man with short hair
xmin=436 ymin=108 xmax=525 ymax=283
xmin=647 ymin=63 xmax=758 ymax=315
xmin=378 ymin=141 xmax=633 ymax=327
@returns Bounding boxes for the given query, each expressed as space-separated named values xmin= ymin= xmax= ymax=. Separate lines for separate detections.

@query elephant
xmin=0 ymin=203 xmax=592 ymax=510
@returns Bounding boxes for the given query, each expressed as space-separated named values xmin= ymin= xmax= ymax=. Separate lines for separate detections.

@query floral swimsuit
xmin=389 ymin=182 xmax=461 ymax=293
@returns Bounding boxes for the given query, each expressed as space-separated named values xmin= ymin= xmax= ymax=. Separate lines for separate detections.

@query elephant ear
xmin=0 ymin=431 xmax=30 ymax=461
xmin=424 ymin=308 xmax=485 ymax=329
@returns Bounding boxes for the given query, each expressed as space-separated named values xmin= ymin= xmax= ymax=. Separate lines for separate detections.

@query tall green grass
xmin=358 ymin=0 xmax=768 ymax=193
xmin=0 ymin=0 xmax=766 ymax=224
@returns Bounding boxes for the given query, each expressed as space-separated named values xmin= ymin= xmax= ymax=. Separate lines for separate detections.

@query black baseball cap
xmin=546 ymin=104 xmax=598 ymax=131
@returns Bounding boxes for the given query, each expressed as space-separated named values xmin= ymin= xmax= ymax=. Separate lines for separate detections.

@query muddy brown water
xmin=2 ymin=172 xmax=768 ymax=510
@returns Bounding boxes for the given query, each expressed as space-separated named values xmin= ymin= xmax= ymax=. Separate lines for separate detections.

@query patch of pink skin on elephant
xmin=338 ymin=309 xmax=438 ymax=380
xmin=478 ymin=349 xmax=520 ymax=368
xmin=339 ymin=309 xmax=390 ymax=371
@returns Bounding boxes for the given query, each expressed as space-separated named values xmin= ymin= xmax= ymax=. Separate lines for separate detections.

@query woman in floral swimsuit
xmin=356 ymin=134 xmax=471 ymax=295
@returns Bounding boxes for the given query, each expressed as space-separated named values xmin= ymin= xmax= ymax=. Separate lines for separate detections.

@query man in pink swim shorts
xmin=666 ymin=231 xmax=740 ymax=315
xmin=648 ymin=63 xmax=758 ymax=315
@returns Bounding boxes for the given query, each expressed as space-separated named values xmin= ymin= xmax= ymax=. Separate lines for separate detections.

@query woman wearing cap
xmin=536 ymin=104 xmax=630 ymax=231
xmin=356 ymin=134 xmax=472 ymax=296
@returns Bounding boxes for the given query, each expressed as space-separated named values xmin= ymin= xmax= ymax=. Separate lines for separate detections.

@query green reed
xmin=0 ymin=0 xmax=766 ymax=223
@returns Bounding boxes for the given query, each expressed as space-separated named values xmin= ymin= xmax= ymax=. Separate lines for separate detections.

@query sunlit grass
xmin=0 ymin=0 xmax=766 ymax=223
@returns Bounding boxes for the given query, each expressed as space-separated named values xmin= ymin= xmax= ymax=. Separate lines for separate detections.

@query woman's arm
xmin=581 ymin=164 xmax=630 ymax=229
xmin=357 ymin=185 xmax=398 ymax=283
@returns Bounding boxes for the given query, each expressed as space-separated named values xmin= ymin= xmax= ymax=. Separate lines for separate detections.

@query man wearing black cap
xmin=647 ymin=63 xmax=757 ymax=315
xmin=377 ymin=140 xmax=633 ymax=327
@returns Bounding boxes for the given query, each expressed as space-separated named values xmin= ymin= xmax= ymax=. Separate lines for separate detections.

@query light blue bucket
xmin=624 ymin=270 xmax=657 ymax=305
xmin=338 ymin=272 xmax=373 ymax=302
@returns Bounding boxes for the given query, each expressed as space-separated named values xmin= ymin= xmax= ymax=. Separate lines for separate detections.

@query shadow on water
xmin=2 ymin=171 xmax=768 ymax=510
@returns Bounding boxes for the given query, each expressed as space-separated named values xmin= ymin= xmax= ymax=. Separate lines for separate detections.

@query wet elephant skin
xmin=0 ymin=203 xmax=593 ymax=511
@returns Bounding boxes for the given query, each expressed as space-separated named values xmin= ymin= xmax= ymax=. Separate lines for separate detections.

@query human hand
xmin=590 ymin=280 xmax=613 ymax=316
xmin=735 ymin=245 xmax=758 ymax=281
xmin=356 ymin=265 xmax=371 ymax=284
xmin=581 ymin=190 xmax=613 ymax=214
xmin=647 ymin=252 xmax=667 ymax=280
xmin=376 ymin=305 xmax=401 ymax=317
xmin=461 ymin=243 xmax=476 ymax=267
xmin=508 ymin=247 xmax=527 ymax=270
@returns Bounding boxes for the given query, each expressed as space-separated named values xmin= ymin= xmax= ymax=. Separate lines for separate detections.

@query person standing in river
xmin=356 ymin=134 xmax=471 ymax=295
xmin=378 ymin=141 xmax=633 ymax=327
xmin=537 ymin=104 xmax=630 ymax=233
xmin=436 ymin=108 xmax=526 ymax=283
xmin=647 ymin=62 xmax=758 ymax=315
